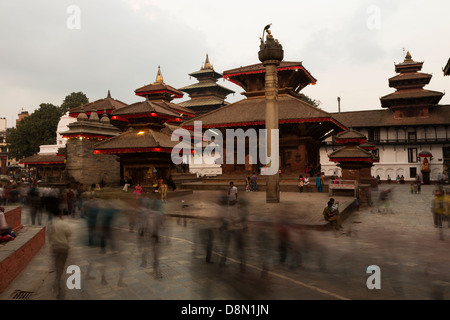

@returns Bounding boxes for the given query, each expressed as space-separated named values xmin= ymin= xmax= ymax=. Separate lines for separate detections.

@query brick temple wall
xmin=65 ymin=139 xmax=120 ymax=186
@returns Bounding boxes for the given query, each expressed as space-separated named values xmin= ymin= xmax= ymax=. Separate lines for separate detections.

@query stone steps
xmin=0 ymin=206 xmax=46 ymax=294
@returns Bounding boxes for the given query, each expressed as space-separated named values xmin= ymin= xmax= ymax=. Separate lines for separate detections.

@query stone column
xmin=258 ymin=26 xmax=283 ymax=203
xmin=264 ymin=60 xmax=280 ymax=203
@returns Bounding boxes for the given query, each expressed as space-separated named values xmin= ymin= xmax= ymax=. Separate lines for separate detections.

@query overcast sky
xmin=1 ymin=0 xmax=449 ymax=128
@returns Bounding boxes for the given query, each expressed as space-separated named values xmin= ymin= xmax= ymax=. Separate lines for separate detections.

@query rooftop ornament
xmin=258 ymin=23 xmax=284 ymax=64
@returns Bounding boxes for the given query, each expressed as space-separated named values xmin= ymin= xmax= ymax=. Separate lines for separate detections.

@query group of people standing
xmin=122 ymin=175 xmax=177 ymax=202
xmin=298 ymin=173 xmax=324 ymax=193
xmin=245 ymin=172 xmax=258 ymax=192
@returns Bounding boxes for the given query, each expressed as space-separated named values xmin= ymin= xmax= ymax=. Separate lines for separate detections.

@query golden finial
xmin=154 ymin=66 xmax=164 ymax=84
xmin=202 ymin=54 xmax=213 ymax=70
xmin=404 ymin=51 xmax=413 ymax=62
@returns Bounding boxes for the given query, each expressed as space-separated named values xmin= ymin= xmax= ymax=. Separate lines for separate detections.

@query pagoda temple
xmin=182 ymin=61 xmax=347 ymax=175
xmin=134 ymin=67 xmax=195 ymax=119
xmin=380 ymin=51 xmax=444 ymax=118
xmin=178 ymin=55 xmax=235 ymax=116
xmin=94 ymin=67 xmax=193 ymax=187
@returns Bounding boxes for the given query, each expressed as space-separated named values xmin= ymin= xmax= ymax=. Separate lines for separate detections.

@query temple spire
xmin=107 ymin=89 xmax=111 ymax=98
xmin=202 ymin=54 xmax=213 ymax=70
xmin=154 ymin=66 xmax=164 ymax=84
xmin=404 ymin=51 xmax=413 ymax=62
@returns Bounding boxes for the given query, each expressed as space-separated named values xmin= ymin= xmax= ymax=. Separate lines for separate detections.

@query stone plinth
xmin=66 ymin=139 xmax=120 ymax=186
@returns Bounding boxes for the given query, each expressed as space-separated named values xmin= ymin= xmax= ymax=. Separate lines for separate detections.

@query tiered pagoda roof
xmin=94 ymin=67 xmax=192 ymax=155
xmin=93 ymin=125 xmax=180 ymax=155
xmin=178 ymin=55 xmax=235 ymax=115
xmin=223 ymin=61 xmax=317 ymax=98
xmin=329 ymin=129 xmax=376 ymax=163
xmin=182 ymin=60 xmax=346 ymax=141
xmin=134 ymin=66 xmax=195 ymax=118
xmin=20 ymin=153 xmax=65 ymax=165
xmin=380 ymin=51 xmax=444 ymax=117
xmin=135 ymin=66 xmax=183 ymax=100
xmin=69 ymin=90 xmax=127 ymax=118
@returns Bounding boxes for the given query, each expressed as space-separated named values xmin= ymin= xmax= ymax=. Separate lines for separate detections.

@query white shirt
xmin=48 ymin=217 xmax=72 ymax=250
xmin=228 ymin=186 xmax=238 ymax=201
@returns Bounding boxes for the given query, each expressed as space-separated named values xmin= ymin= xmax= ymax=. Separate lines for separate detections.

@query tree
xmin=60 ymin=91 xmax=89 ymax=113
xmin=298 ymin=93 xmax=321 ymax=108
xmin=7 ymin=103 xmax=65 ymax=160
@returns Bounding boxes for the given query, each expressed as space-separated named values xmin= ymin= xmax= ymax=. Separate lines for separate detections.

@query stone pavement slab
xmin=0 ymin=183 xmax=447 ymax=301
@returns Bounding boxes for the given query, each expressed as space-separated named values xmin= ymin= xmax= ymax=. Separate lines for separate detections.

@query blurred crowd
xmin=3 ymin=177 xmax=450 ymax=299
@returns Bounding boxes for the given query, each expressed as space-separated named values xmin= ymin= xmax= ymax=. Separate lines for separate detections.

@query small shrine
xmin=328 ymin=129 xmax=377 ymax=202
xmin=419 ymin=150 xmax=432 ymax=184
xmin=61 ymin=106 xmax=121 ymax=186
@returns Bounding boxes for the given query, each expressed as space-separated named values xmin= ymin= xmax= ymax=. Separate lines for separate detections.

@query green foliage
xmin=298 ymin=93 xmax=321 ymax=108
xmin=7 ymin=103 xmax=66 ymax=160
xmin=60 ymin=91 xmax=89 ymax=113
xmin=6 ymin=92 xmax=89 ymax=160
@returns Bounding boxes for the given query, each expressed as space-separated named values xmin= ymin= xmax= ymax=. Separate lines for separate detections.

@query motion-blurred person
xmin=254 ymin=221 xmax=272 ymax=278
xmin=47 ymin=209 xmax=73 ymax=299
xmin=218 ymin=195 xmax=247 ymax=271
xmin=28 ymin=185 xmax=42 ymax=225
xmin=66 ymin=184 xmax=76 ymax=218
xmin=201 ymin=223 xmax=216 ymax=264
xmin=432 ymin=186 xmax=445 ymax=229
xmin=276 ymin=220 xmax=290 ymax=264
xmin=46 ymin=187 xmax=61 ymax=222
xmin=158 ymin=176 xmax=168 ymax=201
xmin=0 ymin=185 xmax=4 ymax=206
xmin=19 ymin=183 xmax=30 ymax=206
xmin=379 ymin=188 xmax=392 ymax=214
xmin=74 ymin=183 xmax=85 ymax=218
xmin=86 ymin=197 xmax=127 ymax=287
xmin=227 ymin=182 xmax=238 ymax=206
xmin=137 ymin=202 xmax=164 ymax=279
xmin=82 ymin=192 xmax=100 ymax=247
xmin=98 ymin=199 xmax=118 ymax=254
xmin=167 ymin=175 xmax=176 ymax=191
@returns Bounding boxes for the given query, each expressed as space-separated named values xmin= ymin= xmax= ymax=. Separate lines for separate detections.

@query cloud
xmin=1 ymin=0 xmax=449 ymax=128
